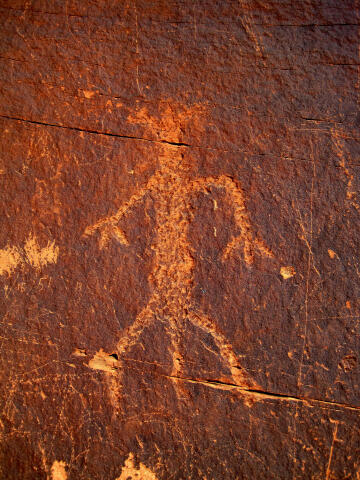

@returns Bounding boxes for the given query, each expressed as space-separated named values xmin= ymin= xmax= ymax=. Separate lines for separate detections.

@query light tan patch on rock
xmin=0 ymin=235 xmax=59 ymax=276
xmin=0 ymin=246 xmax=22 ymax=275
xmin=51 ymin=460 xmax=68 ymax=480
xmin=73 ymin=348 xmax=87 ymax=357
xmin=88 ymin=349 xmax=118 ymax=373
xmin=328 ymin=249 xmax=336 ymax=259
xmin=83 ymin=90 xmax=96 ymax=99
xmin=116 ymin=453 xmax=158 ymax=480
xmin=280 ymin=266 xmax=296 ymax=279
xmin=23 ymin=235 xmax=59 ymax=270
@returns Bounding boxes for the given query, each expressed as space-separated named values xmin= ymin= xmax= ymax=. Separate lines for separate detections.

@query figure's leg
xmin=164 ymin=316 xmax=195 ymax=400
xmin=164 ymin=317 xmax=185 ymax=378
xmin=106 ymin=301 xmax=158 ymax=413
xmin=187 ymin=311 xmax=255 ymax=388
xmin=116 ymin=307 xmax=190 ymax=400
xmin=116 ymin=301 xmax=157 ymax=356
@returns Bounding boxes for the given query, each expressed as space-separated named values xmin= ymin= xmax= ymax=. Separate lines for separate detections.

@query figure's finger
xmin=254 ymin=238 xmax=274 ymax=259
xmin=111 ymin=226 xmax=129 ymax=246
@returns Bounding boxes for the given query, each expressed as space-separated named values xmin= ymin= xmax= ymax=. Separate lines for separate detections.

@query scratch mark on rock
xmin=325 ymin=422 xmax=339 ymax=480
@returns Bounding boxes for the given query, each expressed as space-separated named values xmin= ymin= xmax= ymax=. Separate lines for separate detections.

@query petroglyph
xmin=0 ymin=235 xmax=59 ymax=276
xmin=84 ymin=103 xmax=274 ymax=389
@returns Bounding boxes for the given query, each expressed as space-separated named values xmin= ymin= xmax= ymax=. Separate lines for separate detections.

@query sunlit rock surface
xmin=0 ymin=1 xmax=359 ymax=478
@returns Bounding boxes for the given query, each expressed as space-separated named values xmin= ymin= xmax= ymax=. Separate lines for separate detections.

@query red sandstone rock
xmin=0 ymin=1 xmax=359 ymax=479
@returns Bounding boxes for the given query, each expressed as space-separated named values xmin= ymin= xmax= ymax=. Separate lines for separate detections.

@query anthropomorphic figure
xmin=84 ymin=104 xmax=273 ymax=388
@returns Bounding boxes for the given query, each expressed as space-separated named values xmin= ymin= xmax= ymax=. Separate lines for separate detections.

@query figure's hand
xmin=222 ymin=234 xmax=273 ymax=265
xmin=193 ymin=174 xmax=274 ymax=266
xmin=222 ymin=235 xmax=254 ymax=264
xmin=83 ymin=182 xmax=153 ymax=249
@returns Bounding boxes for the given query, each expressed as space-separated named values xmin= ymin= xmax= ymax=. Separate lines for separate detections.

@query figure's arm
xmin=83 ymin=174 xmax=157 ymax=249
xmin=192 ymin=175 xmax=273 ymax=264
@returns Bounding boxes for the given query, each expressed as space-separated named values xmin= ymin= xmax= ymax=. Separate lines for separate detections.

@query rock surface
xmin=0 ymin=1 xmax=359 ymax=479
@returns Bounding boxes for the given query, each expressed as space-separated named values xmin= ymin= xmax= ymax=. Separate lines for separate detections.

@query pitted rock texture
xmin=0 ymin=1 xmax=359 ymax=479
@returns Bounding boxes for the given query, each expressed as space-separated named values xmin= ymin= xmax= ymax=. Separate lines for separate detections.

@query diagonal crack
xmin=0 ymin=114 xmax=191 ymax=148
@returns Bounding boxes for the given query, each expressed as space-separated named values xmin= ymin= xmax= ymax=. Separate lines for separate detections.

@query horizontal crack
xmin=253 ymin=23 xmax=360 ymax=28
xmin=300 ymin=116 xmax=344 ymax=123
xmin=113 ymin=357 xmax=360 ymax=412
xmin=0 ymin=113 xmax=274 ymax=156
xmin=1 ymin=5 xmax=359 ymax=28
xmin=0 ymin=5 xmax=103 ymax=19
xmin=2 ymin=114 xmax=359 ymax=163
xmin=164 ymin=374 xmax=360 ymax=412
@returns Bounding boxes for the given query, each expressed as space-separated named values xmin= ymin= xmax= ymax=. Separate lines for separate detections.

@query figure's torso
xmin=147 ymin=163 xmax=195 ymax=317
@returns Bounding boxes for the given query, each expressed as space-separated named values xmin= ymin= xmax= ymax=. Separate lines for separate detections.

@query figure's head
xmin=127 ymin=100 xmax=206 ymax=145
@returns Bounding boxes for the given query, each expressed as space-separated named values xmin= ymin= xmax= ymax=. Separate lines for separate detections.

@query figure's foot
xmin=187 ymin=311 xmax=254 ymax=388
